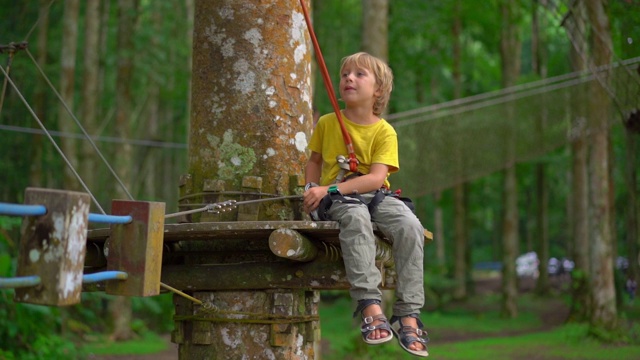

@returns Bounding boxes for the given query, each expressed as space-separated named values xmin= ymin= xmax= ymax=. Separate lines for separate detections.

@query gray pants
xmin=326 ymin=191 xmax=425 ymax=316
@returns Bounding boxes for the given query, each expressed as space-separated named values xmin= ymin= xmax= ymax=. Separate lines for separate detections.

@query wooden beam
xmin=160 ymin=260 xmax=398 ymax=291
xmin=269 ymin=228 xmax=318 ymax=262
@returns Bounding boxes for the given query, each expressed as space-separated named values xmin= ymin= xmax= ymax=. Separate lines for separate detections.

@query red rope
xmin=299 ymin=0 xmax=358 ymax=173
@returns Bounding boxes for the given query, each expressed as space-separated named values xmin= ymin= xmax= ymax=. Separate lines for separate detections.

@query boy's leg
xmin=371 ymin=196 xmax=425 ymax=316
xmin=327 ymin=199 xmax=382 ymax=302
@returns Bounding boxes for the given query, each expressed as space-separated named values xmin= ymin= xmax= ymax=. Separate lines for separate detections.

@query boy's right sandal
xmin=354 ymin=299 xmax=394 ymax=345
xmin=390 ymin=314 xmax=430 ymax=357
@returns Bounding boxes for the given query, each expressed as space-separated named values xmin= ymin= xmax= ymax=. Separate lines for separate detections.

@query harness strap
xmin=314 ymin=190 xmax=391 ymax=221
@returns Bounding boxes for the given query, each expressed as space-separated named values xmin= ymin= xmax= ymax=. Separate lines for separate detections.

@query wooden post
xmin=15 ymin=188 xmax=90 ymax=306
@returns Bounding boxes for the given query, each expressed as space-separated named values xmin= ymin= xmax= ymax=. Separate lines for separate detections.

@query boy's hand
xmin=303 ymin=185 xmax=328 ymax=214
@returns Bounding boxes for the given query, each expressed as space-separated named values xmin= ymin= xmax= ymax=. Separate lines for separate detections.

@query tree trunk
xmin=176 ymin=1 xmax=317 ymax=358
xmin=502 ymin=165 xmax=519 ymax=318
xmin=563 ymin=0 xmax=591 ymax=322
xmin=361 ymin=0 xmax=394 ymax=315
xmin=585 ymin=0 xmax=617 ymax=331
xmin=499 ymin=0 xmax=522 ymax=318
xmin=109 ymin=0 xmax=139 ymax=341
xmin=451 ymin=0 xmax=469 ymax=300
xmin=80 ymin=0 xmax=101 ymax=199
xmin=619 ymin=2 xmax=640 ymax=290
xmin=29 ymin=0 xmax=51 ymax=188
xmin=624 ymin=129 xmax=639 ymax=283
xmin=58 ymin=0 xmax=80 ymax=189
xmin=137 ymin=6 xmax=162 ymax=200
xmin=453 ymin=184 xmax=467 ymax=299
xmin=533 ymin=0 xmax=550 ymax=296
xmin=434 ymin=192 xmax=445 ymax=271
xmin=361 ymin=0 xmax=388 ymax=62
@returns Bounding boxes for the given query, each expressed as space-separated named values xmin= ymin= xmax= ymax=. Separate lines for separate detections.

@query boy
xmin=303 ymin=52 xmax=429 ymax=357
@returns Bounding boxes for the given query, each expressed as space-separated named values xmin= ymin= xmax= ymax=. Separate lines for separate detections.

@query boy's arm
xmin=304 ymin=151 xmax=325 ymax=213
xmin=305 ymin=151 xmax=323 ymax=185
xmin=338 ymin=163 xmax=388 ymax=194
xmin=303 ymin=160 xmax=389 ymax=213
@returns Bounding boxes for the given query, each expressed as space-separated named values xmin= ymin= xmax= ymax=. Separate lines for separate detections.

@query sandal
xmin=390 ymin=314 xmax=429 ymax=357
xmin=353 ymin=299 xmax=394 ymax=345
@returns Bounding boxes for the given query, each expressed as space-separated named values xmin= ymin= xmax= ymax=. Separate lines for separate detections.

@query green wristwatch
xmin=328 ymin=185 xmax=341 ymax=194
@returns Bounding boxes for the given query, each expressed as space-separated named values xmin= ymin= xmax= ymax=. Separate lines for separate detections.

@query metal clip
xmin=335 ymin=155 xmax=350 ymax=183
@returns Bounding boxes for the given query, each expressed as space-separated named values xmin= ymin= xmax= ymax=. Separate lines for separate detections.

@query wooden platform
xmin=84 ymin=220 xmax=431 ymax=291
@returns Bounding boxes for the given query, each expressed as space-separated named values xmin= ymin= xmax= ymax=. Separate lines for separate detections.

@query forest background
xmin=1 ymin=0 xmax=640 ymax=359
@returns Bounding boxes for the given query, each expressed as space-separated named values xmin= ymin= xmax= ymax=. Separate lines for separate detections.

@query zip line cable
xmin=23 ymin=0 xmax=56 ymax=42
xmin=0 ymin=63 xmax=105 ymax=214
xmin=24 ymin=48 xmax=135 ymax=202
xmin=0 ymin=124 xmax=187 ymax=149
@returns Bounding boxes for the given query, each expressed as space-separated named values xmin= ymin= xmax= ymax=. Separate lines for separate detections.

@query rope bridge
xmin=390 ymin=57 xmax=640 ymax=197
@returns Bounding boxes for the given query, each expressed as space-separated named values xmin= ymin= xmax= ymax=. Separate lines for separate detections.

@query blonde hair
xmin=340 ymin=52 xmax=393 ymax=116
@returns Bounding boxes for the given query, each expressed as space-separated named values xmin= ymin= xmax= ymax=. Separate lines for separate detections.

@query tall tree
xmin=109 ymin=0 xmax=139 ymax=341
xmin=361 ymin=0 xmax=388 ymax=62
xmin=617 ymin=0 xmax=640 ymax=290
xmin=29 ymin=0 xmax=51 ymax=188
xmin=533 ymin=0 xmax=550 ymax=296
xmin=57 ymin=0 xmax=80 ymax=189
xmin=362 ymin=0 xmax=394 ymax=315
xmin=585 ymin=0 xmax=617 ymax=331
xmin=564 ymin=0 xmax=591 ymax=322
xmin=79 ymin=0 xmax=101 ymax=197
xmin=434 ymin=192 xmax=446 ymax=271
xmin=137 ymin=3 xmax=161 ymax=199
xmin=499 ymin=0 xmax=523 ymax=318
xmin=451 ymin=0 xmax=469 ymax=300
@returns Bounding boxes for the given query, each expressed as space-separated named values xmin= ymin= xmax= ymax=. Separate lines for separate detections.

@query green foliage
xmin=0 ymin=290 xmax=82 ymax=359
xmin=423 ymin=267 xmax=460 ymax=309
xmin=131 ymin=293 xmax=175 ymax=333
xmin=1 ymin=1 xmax=639 ymax=357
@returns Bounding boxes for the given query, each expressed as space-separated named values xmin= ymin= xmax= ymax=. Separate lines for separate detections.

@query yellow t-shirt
xmin=308 ymin=112 xmax=399 ymax=188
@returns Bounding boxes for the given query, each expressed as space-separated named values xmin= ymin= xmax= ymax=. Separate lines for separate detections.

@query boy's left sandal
xmin=390 ymin=314 xmax=429 ymax=357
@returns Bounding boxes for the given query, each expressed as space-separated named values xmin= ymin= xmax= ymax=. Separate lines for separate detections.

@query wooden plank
xmin=106 ymin=200 xmax=165 ymax=297
xmin=15 ymin=188 xmax=90 ymax=306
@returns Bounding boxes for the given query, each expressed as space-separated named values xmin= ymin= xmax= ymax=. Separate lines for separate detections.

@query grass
xmin=75 ymin=292 xmax=640 ymax=360
xmin=81 ymin=332 xmax=169 ymax=356
xmin=433 ymin=325 xmax=640 ymax=360
xmin=318 ymin=293 xmax=640 ymax=360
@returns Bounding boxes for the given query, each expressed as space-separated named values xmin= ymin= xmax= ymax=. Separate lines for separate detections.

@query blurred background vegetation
xmin=1 ymin=0 xmax=640 ymax=358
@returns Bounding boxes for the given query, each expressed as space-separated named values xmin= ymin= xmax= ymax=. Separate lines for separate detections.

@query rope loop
xmin=0 ymin=41 xmax=28 ymax=54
